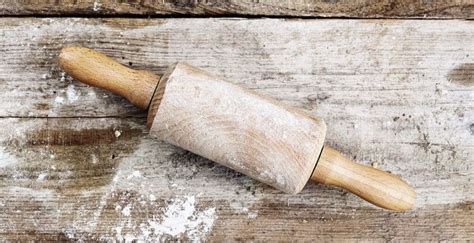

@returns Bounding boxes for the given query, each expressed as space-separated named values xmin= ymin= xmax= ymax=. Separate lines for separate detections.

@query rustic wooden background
xmin=0 ymin=1 xmax=473 ymax=241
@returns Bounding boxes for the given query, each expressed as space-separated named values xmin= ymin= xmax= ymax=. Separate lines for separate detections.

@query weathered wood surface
xmin=1 ymin=0 xmax=473 ymax=19
xmin=0 ymin=18 xmax=473 ymax=241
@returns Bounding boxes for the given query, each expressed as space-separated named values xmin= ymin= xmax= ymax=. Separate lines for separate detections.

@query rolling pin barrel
xmin=58 ymin=46 xmax=415 ymax=211
xmin=147 ymin=63 xmax=327 ymax=193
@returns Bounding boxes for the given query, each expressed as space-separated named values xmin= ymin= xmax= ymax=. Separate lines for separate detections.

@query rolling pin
xmin=58 ymin=46 xmax=416 ymax=211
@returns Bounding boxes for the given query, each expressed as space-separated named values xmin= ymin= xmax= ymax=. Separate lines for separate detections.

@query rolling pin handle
xmin=311 ymin=146 xmax=416 ymax=211
xmin=58 ymin=45 xmax=160 ymax=110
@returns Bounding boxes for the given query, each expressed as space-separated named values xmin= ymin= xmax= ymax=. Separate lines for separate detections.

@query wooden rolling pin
xmin=58 ymin=46 xmax=416 ymax=211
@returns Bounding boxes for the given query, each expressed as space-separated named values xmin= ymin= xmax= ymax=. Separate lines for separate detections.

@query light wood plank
xmin=0 ymin=18 xmax=473 ymax=241
xmin=0 ymin=117 xmax=472 ymax=241
xmin=1 ymin=0 xmax=473 ymax=18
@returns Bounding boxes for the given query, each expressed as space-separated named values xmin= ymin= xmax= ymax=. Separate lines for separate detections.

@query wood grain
xmin=0 ymin=18 xmax=473 ymax=240
xmin=312 ymin=146 xmax=416 ymax=211
xmin=148 ymin=62 xmax=326 ymax=194
xmin=0 ymin=0 xmax=473 ymax=19
xmin=58 ymin=45 xmax=160 ymax=110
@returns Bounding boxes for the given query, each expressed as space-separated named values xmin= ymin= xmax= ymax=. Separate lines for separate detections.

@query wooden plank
xmin=0 ymin=118 xmax=472 ymax=241
xmin=0 ymin=18 xmax=473 ymax=240
xmin=0 ymin=0 xmax=473 ymax=19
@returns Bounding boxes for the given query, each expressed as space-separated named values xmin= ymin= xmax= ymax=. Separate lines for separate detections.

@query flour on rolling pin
xmin=148 ymin=63 xmax=326 ymax=193
xmin=59 ymin=46 xmax=416 ymax=211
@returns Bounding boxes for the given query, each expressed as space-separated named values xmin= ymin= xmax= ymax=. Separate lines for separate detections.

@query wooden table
xmin=0 ymin=1 xmax=473 ymax=241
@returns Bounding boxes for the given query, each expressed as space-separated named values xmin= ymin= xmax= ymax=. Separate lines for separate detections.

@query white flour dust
xmin=0 ymin=147 xmax=18 ymax=168
xmin=66 ymin=85 xmax=79 ymax=102
xmin=37 ymin=172 xmax=48 ymax=181
xmin=93 ymin=0 xmax=101 ymax=11
xmin=121 ymin=204 xmax=132 ymax=217
xmin=127 ymin=170 xmax=141 ymax=179
xmin=143 ymin=196 xmax=216 ymax=239
xmin=54 ymin=96 xmax=64 ymax=104
xmin=229 ymin=200 xmax=259 ymax=219
xmin=111 ymin=195 xmax=217 ymax=242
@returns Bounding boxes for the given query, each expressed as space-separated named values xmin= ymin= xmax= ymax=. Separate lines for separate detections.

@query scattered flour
xmin=110 ymin=195 xmax=217 ymax=242
xmin=88 ymin=90 xmax=97 ymax=98
xmin=122 ymin=204 xmax=131 ymax=217
xmin=247 ymin=212 xmax=258 ymax=219
xmin=54 ymin=96 xmax=64 ymax=104
xmin=91 ymin=154 xmax=98 ymax=164
xmin=127 ymin=170 xmax=142 ymax=179
xmin=60 ymin=72 xmax=66 ymax=82
xmin=141 ymin=196 xmax=217 ymax=240
xmin=66 ymin=85 xmax=79 ymax=102
xmin=8 ymin=186 xmax=55 ymax=199
xmin=229 ymin=200 xmax=259 ymax=219
xmin=0 ymin=147 xmax=18 ymax=168
xmin=114 ymin=227 xmax=123 ymax=241
xmin=53 ymin=84 xmax=79 ymax=106
xmin=93 ymin=0 xmax=101 ymax=11
xmin=37 ymin=172 xmax=48 ymax=181
xmin=371 ymin=162 xmax=379 ymax=168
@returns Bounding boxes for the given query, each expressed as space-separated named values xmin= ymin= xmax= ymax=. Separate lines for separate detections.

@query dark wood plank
xmin=0 ymin=0 xmax=472 ymax=18
xmin=0 ymin=18 xmax=472 ymax=241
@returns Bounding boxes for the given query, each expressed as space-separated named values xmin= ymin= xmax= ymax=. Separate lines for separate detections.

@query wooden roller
xmin=59 ymin=46 xmax=416 ymax=211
